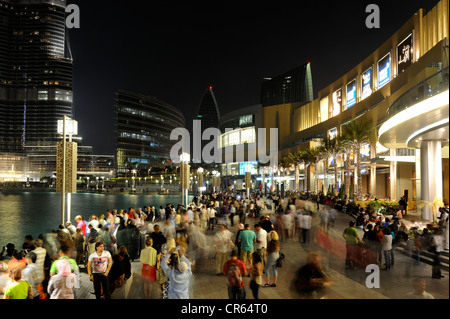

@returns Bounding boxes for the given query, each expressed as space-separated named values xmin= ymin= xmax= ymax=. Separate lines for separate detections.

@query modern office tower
xmin=260 ymin=62 xmax=314 ymax=107
xmin=0 ymin=0 xmax=73 ymax=152
xmin=196 ymin=86 xmax=220 ymax=129
xmin=194 ymin=86 xmax=220 ymax=162
xmin=115 ymin=91 xmax=185 ymax=176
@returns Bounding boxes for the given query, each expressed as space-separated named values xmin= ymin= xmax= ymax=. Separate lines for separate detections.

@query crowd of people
xmin=0 ymin=190 xmax=448 ymax=300
xmin=341 ymin=201 xmax=449 ymax=280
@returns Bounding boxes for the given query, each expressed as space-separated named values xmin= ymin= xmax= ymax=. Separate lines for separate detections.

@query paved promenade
xmin=77 ymin=205 xmax=449 ymax=300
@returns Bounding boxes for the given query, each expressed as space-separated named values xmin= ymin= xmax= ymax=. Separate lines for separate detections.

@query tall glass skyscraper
xmin=0 ymin=0 xmax=72 ymax=152
xmin=196 ymin=86 xmax=220 ymax=130
xmin=260 ymin=62 xmax=314 ymax=107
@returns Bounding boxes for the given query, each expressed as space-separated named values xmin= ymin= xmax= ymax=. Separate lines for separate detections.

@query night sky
xmin=67 ymin=0 xmax=440 ymax=155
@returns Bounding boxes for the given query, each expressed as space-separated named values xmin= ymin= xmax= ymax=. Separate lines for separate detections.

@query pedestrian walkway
xmin=76 ymin=205 xmax=448 ymax=299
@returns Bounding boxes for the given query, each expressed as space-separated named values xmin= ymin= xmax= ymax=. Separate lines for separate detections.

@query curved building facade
xmin=264 ymin=0 xmax=448 ymax=221
xmin=115 ymin=91 xmax=185 ymax=176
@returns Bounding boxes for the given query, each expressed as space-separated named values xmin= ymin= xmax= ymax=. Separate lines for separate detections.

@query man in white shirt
xmin=299 ymin=212 xmax=312 ymax=244
xmin=209 ymin=207 xmax=217 ymax=230
xmin=88 ymin=241 xmax=113 ymax=299
xmin=214 ymin=225 xmax=234 ymax=275
xmin=32 ymin=239 xmax=47 ymax=282
xmin=255 ymin=224 xmax=268 ymax=264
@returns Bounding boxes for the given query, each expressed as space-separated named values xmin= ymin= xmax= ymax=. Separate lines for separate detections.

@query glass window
xmin=240 ymin=127 xmax=255 ymax=144
xmin=38 ymin=90 xmax=48 ymax=100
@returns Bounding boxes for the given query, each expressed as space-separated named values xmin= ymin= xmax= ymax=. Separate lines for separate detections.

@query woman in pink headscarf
xmin=47 ymin=259 xmax=77 ymax=299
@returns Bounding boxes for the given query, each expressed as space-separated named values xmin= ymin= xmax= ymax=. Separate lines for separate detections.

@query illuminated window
xmin=38 ymin=90 xmax=48 ymax=100
xmin=219 ymin=127 xmax=256 ymax=148
xmin=55 ymin=90 xmax=72 ymax=102
xmin=228 ymin=131 xmax=240 ymax=146
xmin=319 ymin=97 xmax=329 ymax=122
xmin=240 ymin=127 xmax=255 ymax=144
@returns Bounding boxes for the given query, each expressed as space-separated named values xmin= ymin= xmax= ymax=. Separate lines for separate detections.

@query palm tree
xmin=303 ymin=147 xmax=323 ymax=193
xmin=320 ymin=136 xmax=346 ymax=196
xmin=278 ymin=156 xmax=293 ymax=192
xmin=288 ymin=151 xmax=307 ymax=192
xmin=341 ymin=119 xmax=377 ymax=200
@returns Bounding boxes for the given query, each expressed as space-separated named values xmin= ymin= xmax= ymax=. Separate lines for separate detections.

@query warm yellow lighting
xmin=379 ymin=90 xmax=449 ymax=138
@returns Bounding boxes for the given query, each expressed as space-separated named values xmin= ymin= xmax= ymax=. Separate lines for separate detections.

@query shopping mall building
xmin=218 ymin=0 xmax=449 ymax=221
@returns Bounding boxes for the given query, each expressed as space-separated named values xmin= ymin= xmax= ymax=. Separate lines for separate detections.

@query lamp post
xmin=180 ymin=153 xmax=190 ymax=207
xmin=56 ymin=115 xmax=78 ymax=226
xmin=197 ymin=167 xmax=204 ymax=204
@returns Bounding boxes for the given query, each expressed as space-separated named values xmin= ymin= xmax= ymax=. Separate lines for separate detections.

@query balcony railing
xmin=386 ymin=67 xmax=449 ymax=118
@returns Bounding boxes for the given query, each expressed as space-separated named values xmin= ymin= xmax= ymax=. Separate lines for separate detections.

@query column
xmin=389 ymin=148 xmax=397 ymax=201
xmin=420 ymin=141 xmax=442 ymax=221
xmin=370 ymin=145 xmax=376 ymax=198
xmin=370 ymin=164 xmax=377 ymax=198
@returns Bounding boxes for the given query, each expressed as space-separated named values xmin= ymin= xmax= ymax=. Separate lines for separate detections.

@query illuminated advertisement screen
xmin=346 ymin=79 xmax=357 ymax=109
xmin=331 ymin=89 xmax=342 ymax=117
xmin=361 ymin=143 xmax=370 ymax=157
xmin=377 ymin=53 xmax=391 ymax=88
xmin=328 ymin=127 xmax=337 ymax=140
xmin=239 ymin=161 xmax=258 ymax=175
xmin=361 ymin=67 xmax=372 ymax=100
xmin=397 ymin=33 xmax=413 ymax=74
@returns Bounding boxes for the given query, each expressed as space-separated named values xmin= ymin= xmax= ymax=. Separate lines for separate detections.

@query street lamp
xmin=56 ymin=115 xmax=78 ymax=226
xmin=180 ymin=152 xmax=190 ymax=207
xmin=197 ymin=167 xmax=204 ymax=203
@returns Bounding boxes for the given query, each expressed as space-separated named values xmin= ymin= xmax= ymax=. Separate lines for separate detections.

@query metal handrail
xmin=386 ymin=67 xmax=449 ymax=117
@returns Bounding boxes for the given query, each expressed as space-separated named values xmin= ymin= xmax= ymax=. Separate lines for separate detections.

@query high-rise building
xmin=115 ymin=91 xmax=185 ymax=176
xmin=0 ymin=0 xmax=73 ymax=152
xmin=194 ymin=86 xmax=220 ymax=162
xmin=196 ymin=86 xmax=220 ymax=129
xmin=260 ymin=63 xmax=314 ymax=107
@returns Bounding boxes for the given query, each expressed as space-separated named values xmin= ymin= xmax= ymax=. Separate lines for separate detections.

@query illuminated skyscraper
xmin=115 ymin=91 xmax=185 ymax=175
xmin=0 ymin=0 xmax=73 ymax=152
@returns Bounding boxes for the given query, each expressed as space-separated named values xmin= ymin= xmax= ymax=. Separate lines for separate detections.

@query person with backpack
xmin=223 ymin=249 xmax=247 ymax=299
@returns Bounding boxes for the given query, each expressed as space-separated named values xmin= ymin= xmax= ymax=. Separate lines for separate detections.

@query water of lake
xmin=0 ymin=191 xmax=192 ymax=248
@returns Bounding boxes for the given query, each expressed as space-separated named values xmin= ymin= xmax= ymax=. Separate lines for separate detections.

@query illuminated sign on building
xmin=239 ymin=114 xmax=253 ymax=126
xmin=331 ymin=89 xmax=342 ymax=117
xmin=377 ymin=53 xmax=391 ymax=88
xmin=361 ymin=67 xmax=372 ymax=100
xmin=397 ymin=33 xmax=413 ymax=74
xmin=346 ymin=79 xmax=357 ymax=109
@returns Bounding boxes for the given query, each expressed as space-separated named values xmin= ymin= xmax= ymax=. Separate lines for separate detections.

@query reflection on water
xmin=0 ymin=191 xmax=192 ymax=247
